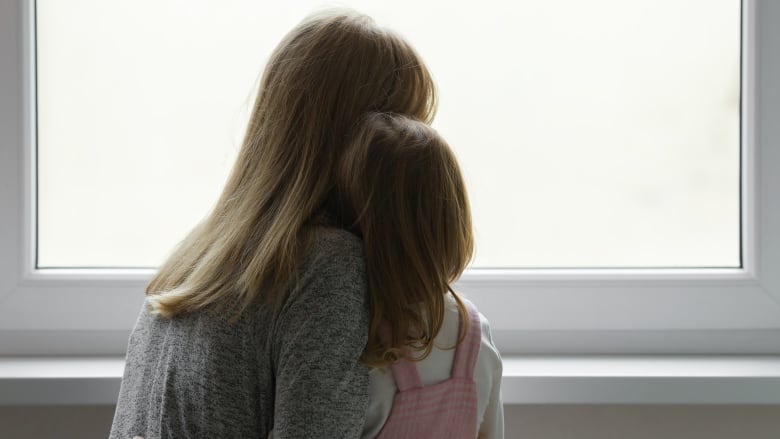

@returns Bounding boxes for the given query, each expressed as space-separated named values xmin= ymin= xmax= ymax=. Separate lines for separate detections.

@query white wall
xmin=1 ymin=405 xmax=779 ymax=438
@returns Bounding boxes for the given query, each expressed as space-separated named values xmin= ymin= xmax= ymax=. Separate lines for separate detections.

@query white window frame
xmin=1 ymin=0 xmax=779 ymax=356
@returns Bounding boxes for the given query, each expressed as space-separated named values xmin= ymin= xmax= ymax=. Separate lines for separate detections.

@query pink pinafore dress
xmin=377 ymin=299 xmax=482 ymax=438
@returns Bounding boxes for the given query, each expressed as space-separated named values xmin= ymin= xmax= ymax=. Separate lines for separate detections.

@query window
xmin=37 ymin=0 xmax=739 ymax=269
xmin=1 ymin=0 xmax=779 ymax=356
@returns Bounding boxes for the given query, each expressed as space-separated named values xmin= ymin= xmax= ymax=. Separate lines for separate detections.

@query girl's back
xmin=363 ymin=293 xmax=503 ymax=438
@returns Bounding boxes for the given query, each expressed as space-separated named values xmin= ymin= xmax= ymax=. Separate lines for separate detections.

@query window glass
xmin=36 ymin=0 xmax=740 ymax=268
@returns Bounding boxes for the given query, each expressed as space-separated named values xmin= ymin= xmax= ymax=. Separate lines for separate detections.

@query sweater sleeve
xmin=271 ymin=231 xmax=370 ymax=439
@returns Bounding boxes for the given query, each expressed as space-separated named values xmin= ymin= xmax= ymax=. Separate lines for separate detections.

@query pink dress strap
xmin=389 ymin=350 xmax=425 ymax=391
xmin=379 ymin=320 xmax=425 ymax=391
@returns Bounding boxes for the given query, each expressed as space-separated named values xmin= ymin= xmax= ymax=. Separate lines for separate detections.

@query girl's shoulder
xmin=443 ymin=293 xmax=502 ymax=365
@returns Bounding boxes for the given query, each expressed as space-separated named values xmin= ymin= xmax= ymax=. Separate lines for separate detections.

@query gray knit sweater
xmin=109 ymin=227 xmax=370 ymax=439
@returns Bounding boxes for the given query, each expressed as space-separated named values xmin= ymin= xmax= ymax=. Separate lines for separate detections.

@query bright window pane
xmin=36 ymin=0 xmax=740 ymax=268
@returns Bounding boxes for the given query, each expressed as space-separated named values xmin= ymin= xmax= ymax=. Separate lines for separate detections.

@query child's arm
xmin=478 ymin=315 xmax=505 ymax=439
xmin=479 ymin=362 xmax=505 ymax=439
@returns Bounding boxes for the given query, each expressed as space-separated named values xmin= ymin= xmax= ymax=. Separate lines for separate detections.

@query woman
xmin=109 ymin=9 xmax=437 ymax=438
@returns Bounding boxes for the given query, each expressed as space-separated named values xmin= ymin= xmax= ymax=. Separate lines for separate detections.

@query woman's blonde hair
xmin=336 ymin=113 xmax=474 ymax=367
xmin=146 ymin=10 xmax=437 ymax=318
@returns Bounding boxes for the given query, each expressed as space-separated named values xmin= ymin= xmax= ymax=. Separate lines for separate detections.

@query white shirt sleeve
xmin=477 ymin=314 xmax=504 ymax=439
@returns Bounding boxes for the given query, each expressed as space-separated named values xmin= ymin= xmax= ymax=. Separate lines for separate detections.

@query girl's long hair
xmin=145 ymin=10 xmax=437 ymax=318
xmin=336 ymin=113 xmax=474 ymax=367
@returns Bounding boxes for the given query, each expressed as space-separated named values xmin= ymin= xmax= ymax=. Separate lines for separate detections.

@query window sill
xmin=1 ymin=355 xmax=780 ymax=406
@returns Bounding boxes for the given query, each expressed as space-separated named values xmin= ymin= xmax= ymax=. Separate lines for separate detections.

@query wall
xmin=1 ymin=405 xmax=778 ymax=438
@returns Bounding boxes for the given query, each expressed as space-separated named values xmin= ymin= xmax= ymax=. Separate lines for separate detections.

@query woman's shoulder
xmin=289 ymin=226 xmax=367 ymax=306
xmin=308 ymin=225 xmax=363 ymax=257
xmin=274 ymin=225 xmax=369 ymax=343
xmin=302 ymin=226 xmax=365 ymax=275
xmin=304 ymin=211 xmax=362 ymax=255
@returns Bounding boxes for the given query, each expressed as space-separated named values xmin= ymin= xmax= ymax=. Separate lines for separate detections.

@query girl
xmin=337 ymin=113 xmax=504 ymax=438
xmin=109 ymin=10 xmax=437 ymax=439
